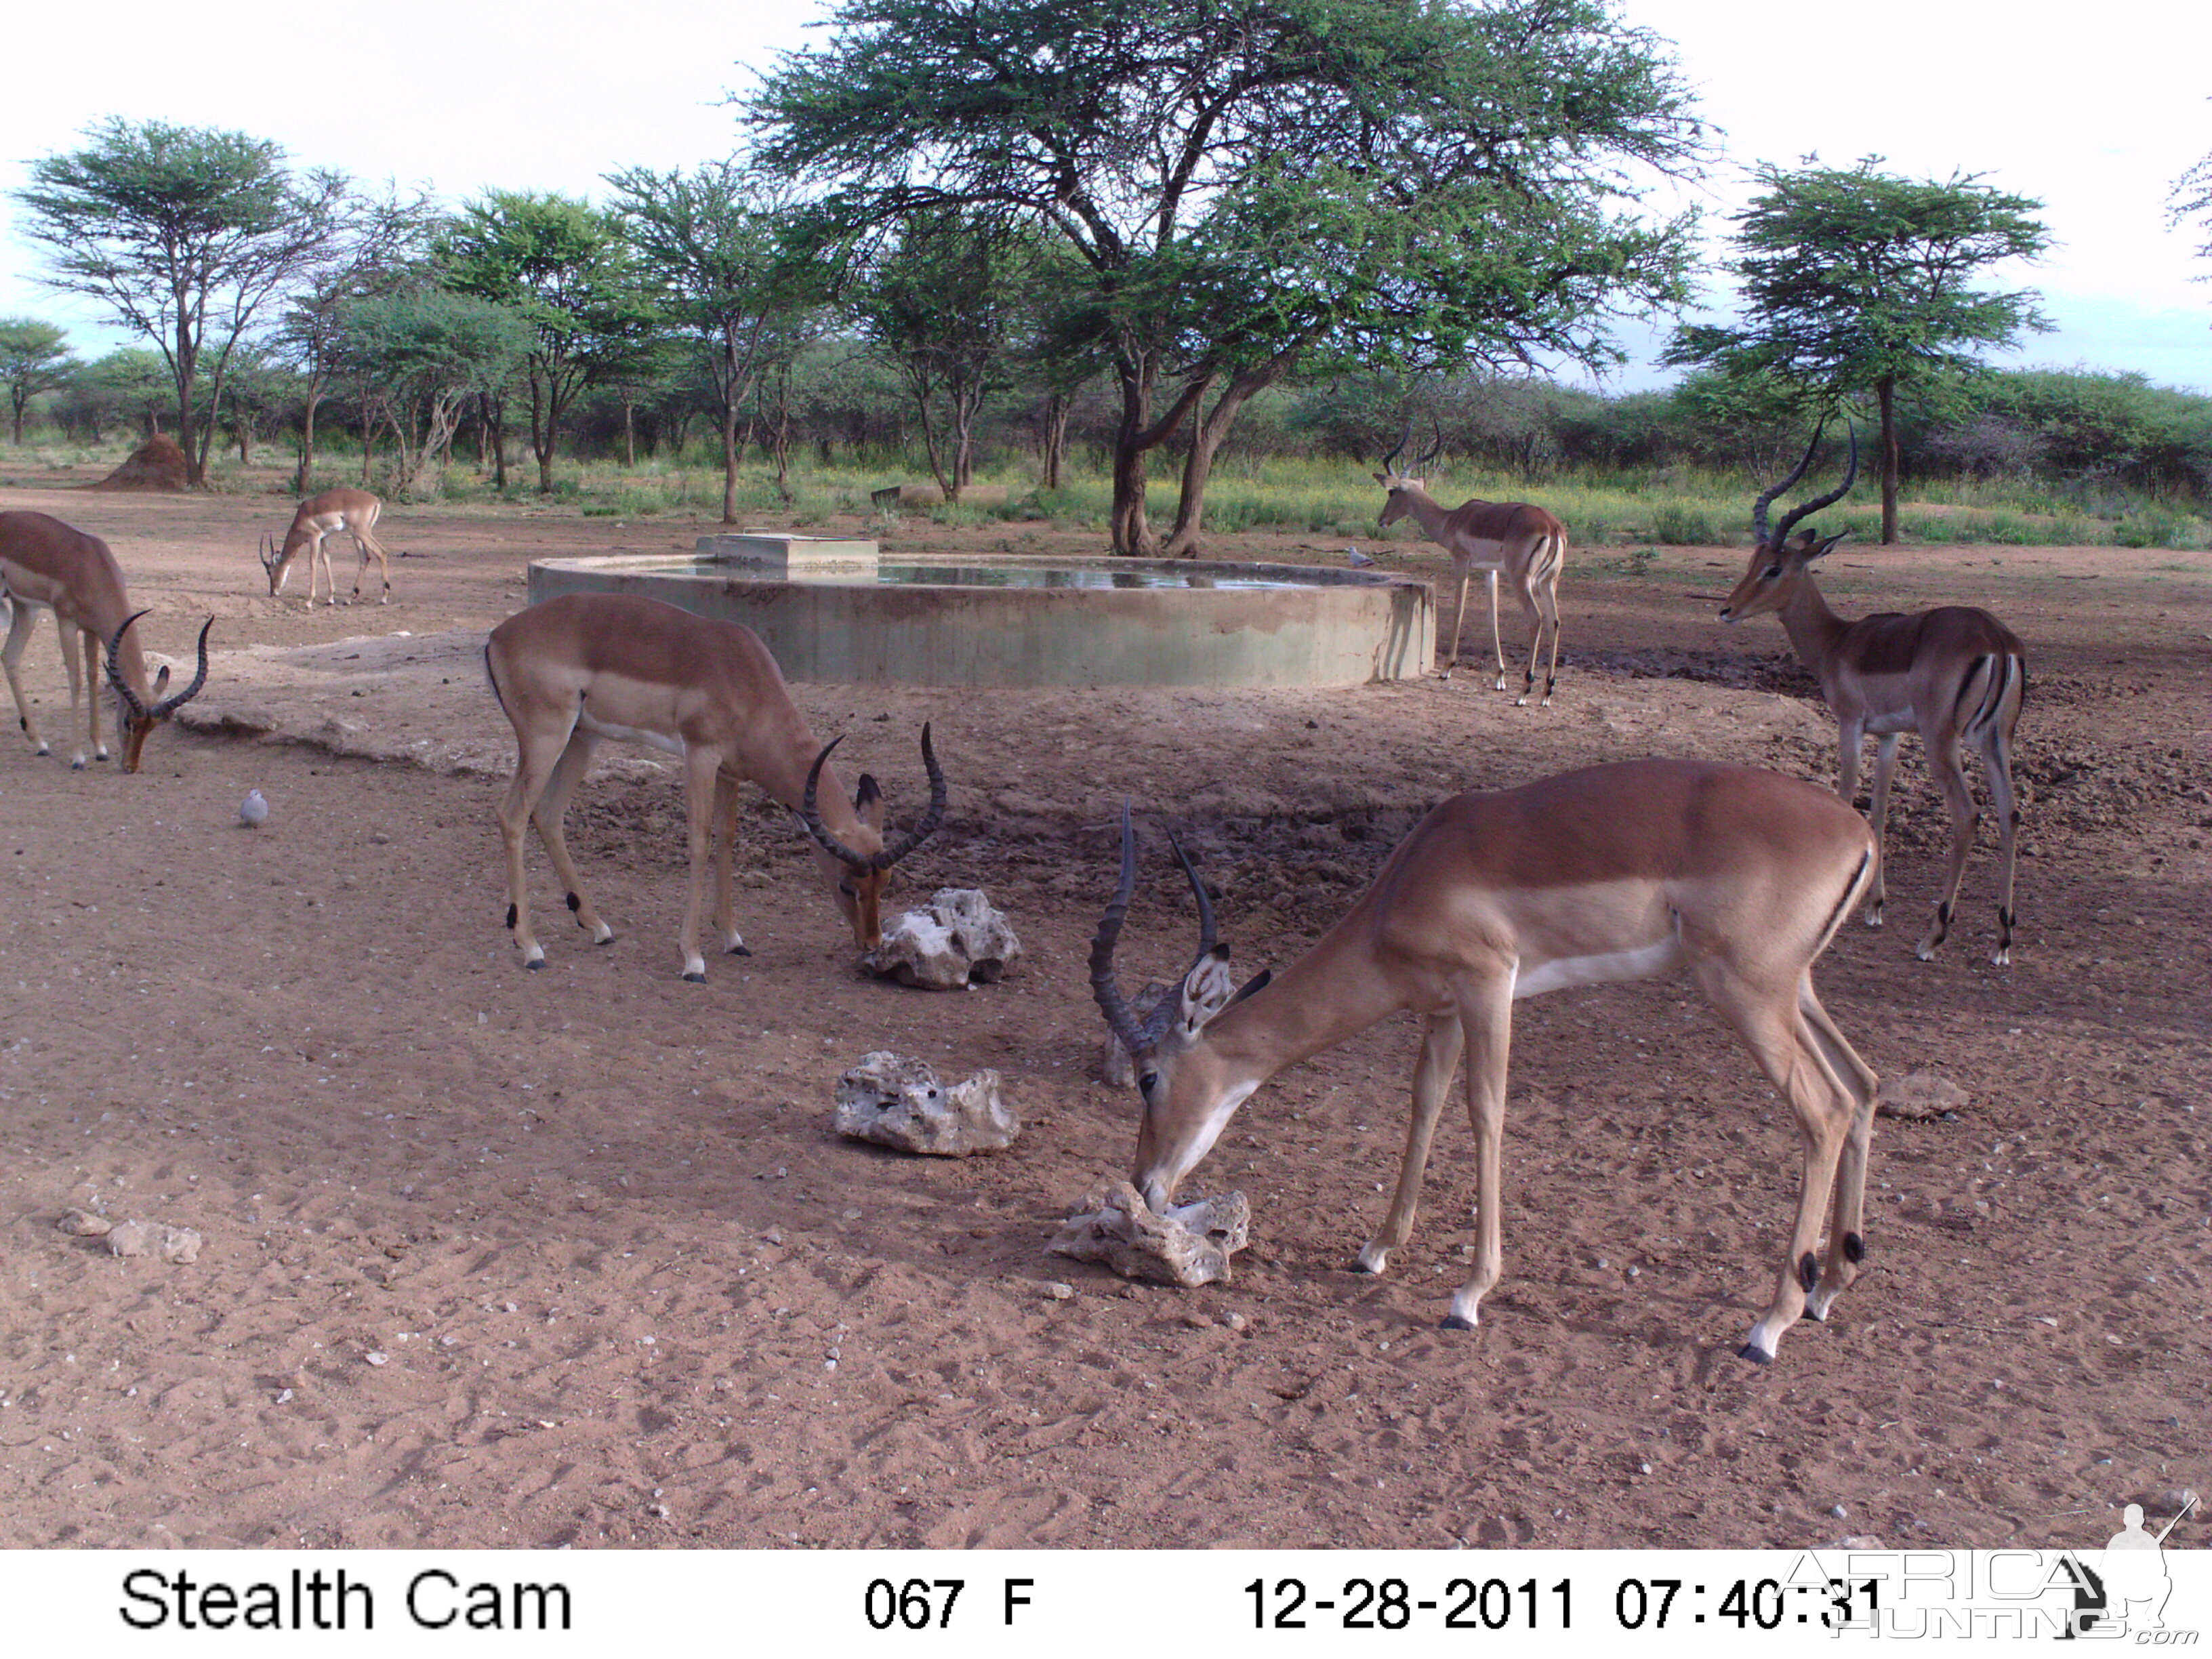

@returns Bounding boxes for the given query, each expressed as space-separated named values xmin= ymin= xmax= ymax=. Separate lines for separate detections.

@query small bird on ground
xmin=239 ymin=790 xmax=269 ymax=827
xmin=1346 ymin=546 xmax=1376 ymax=567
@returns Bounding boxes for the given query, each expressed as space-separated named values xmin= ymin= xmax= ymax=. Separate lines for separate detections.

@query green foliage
xmin=752 ymin=0 xmax=1711 ymax=548
xmin=12 ymin=117 xmax=349 ymax=483
xmin=0 ymin=317 xmax=80 ymax=443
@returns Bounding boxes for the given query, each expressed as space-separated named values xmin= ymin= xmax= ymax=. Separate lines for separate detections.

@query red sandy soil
xmin=0 ymin=474 xmax=2205 ymax=1551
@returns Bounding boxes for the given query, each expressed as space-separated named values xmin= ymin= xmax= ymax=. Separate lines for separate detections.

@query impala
xmin=1720 ymin=424 xmax=2027 ymax=965
xmin=262 ymin=488 xmax=391 ymax=607
xmin=1092 ymin=760 xmax=1883 ymax=1364
xmin=1374 ymin=430 xmax=1568 ymax=705
xmin=483 ymin=592 xmax=947 ymax=981
xmin=0 ymin=511 xmax=211 ymax=771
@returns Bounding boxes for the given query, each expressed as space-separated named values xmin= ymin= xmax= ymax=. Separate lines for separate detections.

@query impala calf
xmin=1721 ymin=424 xmax=2027 ymax=964
xmin=484 ymin=593 xmax=947 ymax=981
xmin=1374 ymin=429 xmax=1568 ymax=705
xmin=0 ymin=511 xmax=211 ymax=771
xmin=1093 ymin=760 xmax=1882 ymax=1364
xmin=263 ymin=489 xmax=391 ymax=607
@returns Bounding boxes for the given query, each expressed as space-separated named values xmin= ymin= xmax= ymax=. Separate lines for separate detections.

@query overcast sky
xmin=1 ymin=0 xmax=2206 ymax=392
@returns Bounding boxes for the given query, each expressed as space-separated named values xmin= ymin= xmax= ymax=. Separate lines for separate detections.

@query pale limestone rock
xmin=106 ymin=1221 xmax=202 ymax=1263
xmin=56 ymin=1208 xmax=112 ymax=1237
xmin=1875 ymin=1071 xmax=1970 ymax=1120
xmin=869 ymin=888 xmax=1022 ymax=990
xmin=1047 ymin=1180 xmax=1250 ymax=1288
xmin=834 ymin=1051 xmax=1019 ymax=1155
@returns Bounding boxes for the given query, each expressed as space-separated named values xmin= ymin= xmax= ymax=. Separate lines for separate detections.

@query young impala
xmin=1092 ymin=760 xmax=1882 ymax=1364
xmin=262 ymin=488 xmax=392 ymax=607
xmin=0 ymin=510 xmax=211 ymax=771
xmin=484 ymin=592 xmax=947 ymax=981
xmin=1374 ymin=428 xmax=1569 ymax=705
xmin=1719 ymin=423 xmax=2027 ymax=964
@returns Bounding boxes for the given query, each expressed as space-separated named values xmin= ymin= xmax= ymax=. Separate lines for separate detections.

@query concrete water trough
xmin=526 ymin=535 xmax=1434 ymax=689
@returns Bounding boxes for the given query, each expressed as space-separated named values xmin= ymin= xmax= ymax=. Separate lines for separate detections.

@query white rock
xmin=106 ymin=1221 xmax=201 ymax=1263
xmin=868 ymin=888 xmax=1021 ymax=990
xmin=834 ymin=1051 xmax=1019 ymax=1155
xmin=56 ymin=1207 xmax=112 ymax=1237
xmin=1048 ymin=1180 xmax=1250 ymax=1288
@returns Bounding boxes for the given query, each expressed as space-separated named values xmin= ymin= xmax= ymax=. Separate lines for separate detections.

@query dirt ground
xmin=0 ymin=471 xmax=2205 ymax=1552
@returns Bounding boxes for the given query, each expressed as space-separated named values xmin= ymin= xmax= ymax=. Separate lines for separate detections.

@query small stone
xmin=1875 ymin=1071 xmax=1971 ymax=1120
xmin=1224 ymin=1311 xmax=1249 ymax=1332
xmin=1832 ymin=1504 xmax=1849 ymax=1519
xmin=365 ymin=1351 xmax=389 ymax=1366
xmin=56 ymin=1207 xmax=112 ymax=1237
xmin=106 ymin=1221 xmax=200 ymax=1263
xmin=1039 ymin=1281 xmax=1075 ymax=1300
xmin=834 ymin=1052 xmax=1019 ymax=1155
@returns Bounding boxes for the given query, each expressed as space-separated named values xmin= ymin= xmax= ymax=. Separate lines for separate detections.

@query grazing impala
xmin=1720 ymin=423 xmax=2027 ymax=965
xmin=1374 ymin=429 xmax=1568 ymax=705
xmin=0 ymin=511 xmax=211 ymax=771
xmin=262 ymin=488 xmax=391 ymax=607
xmin=1092 ymin=760 xmax=1883 ymax=1364
xmin=484 ymin=592 xmax=947 ymax=981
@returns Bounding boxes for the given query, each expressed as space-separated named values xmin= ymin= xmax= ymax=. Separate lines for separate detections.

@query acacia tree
xmin=274 ymin=184 xmax=438 ymax=490
xmin=2173 ymin=144 xmax=2212 ymax=278
xmin=605 ymin=163 xmax=815 ymax=521
xmin=13 ymin=119 xmax=347 ymax=486
xmin=848 ymin=210 xmax=1044 ymax=500
xmin=752 ymin=0 xmax=1705 ymax=554
xmin=337 ymin=288 xmax=531 ymax=495
xmin=0 ymin=319 xmax=80 ymax=444
xmin=1666 ymin=159 xmax=2050 ymax=543
xmin=441 ymin=192 xmax=653 ymax=492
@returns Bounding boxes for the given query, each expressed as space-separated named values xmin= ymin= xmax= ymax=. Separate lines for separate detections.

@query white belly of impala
xmin=1513 ymin=935 xmax=1683 ymax=998
xmin=575 ymin=710 xmax=686 ymax=756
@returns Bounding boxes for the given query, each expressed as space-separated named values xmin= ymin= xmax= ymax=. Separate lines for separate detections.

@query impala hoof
xmin=1439 ymin=1313 xmax=1476 ymax=1332
xmin=70 ymin=758 xmax=85 ymax=771
xmin=526 ymin=958 xmax=546 ymax=972
xmin=1737 ymin=1343 xmax=1774 ymax=1365
xmin=682 ymin=970 xmax=706 ymax=985
xmin=728 ymin=943 xmax=752 ymax=957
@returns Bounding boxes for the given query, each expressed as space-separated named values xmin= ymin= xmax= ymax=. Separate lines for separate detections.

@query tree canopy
xmin=12 ymin=118 xmax=347 ymax=486
xmin=1666 ymin=158 xmax=2050 ymax=542
xmin=750 ymin=0 xmax=1707 ymax=552
xmin=0 ymin=318 xmax=80 ymax=445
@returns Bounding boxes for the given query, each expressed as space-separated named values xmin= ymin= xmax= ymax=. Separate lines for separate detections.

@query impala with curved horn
xmin=263 ymin=488 xmax=390 ymax=607
xmin=1721 ymin=421 xmax=2028 ymax=965
xmin=1093 ymin=761 xmax=1884 ymax=1364
xmin=0 ymin=510 xmax=212 ymax=771
xmin=484 ymin=592 xmax=947 ymax=981
xmin=1374 ymin=424 xmax=1569 ymax=705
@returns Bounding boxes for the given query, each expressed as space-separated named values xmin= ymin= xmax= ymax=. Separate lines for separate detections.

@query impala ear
xmin=1809 ymin=529 xmax=1851 ymax=560
xmin=1371 ymin=471 xmax=1389 ymax=487
xmin=1176 ymin=944 xmax=1238 ymax=1036
xmin=1227 ymin=968 xmax=1271 ymax=1008
xmin=854 ymin=772 xmax=885 ymax=830
xmin=152 ymin=665 xmax=171 ymax=697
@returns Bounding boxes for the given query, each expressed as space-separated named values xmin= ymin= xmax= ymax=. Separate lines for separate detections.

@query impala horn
xmin=260 ymin=533 xmax=278 ymax=570
xmin=798 ymin=722 xmax=947 ymax=871
xmin=1089 ymin=802 xmax=1231 ymax=1062
xmin=1378 ymin=419 xmax=1413 ymax=477
xmin=153 ymin=618 xmax=214 ymax=717
xmin=1771 ymin=421 xmax=1858 ymax=546
xmin=102 ymin=610 xmax=155 ymax=718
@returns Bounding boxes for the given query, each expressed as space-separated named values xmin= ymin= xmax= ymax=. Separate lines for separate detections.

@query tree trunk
xmin=720 ymin=399 xmax=740 ymax=525
xmin=297 ymin=380 xmax=325 ymax=493
xmin=621 ymin=392 xmax=636 ymax=470
xmin=529 ymin=374 xmax=554 ymax=494
xmin=10 ymin=396 xmax=24 ymax=445
xmin=1877 ymin=375 xmax=1900 ymax=546
xmin=1041 ymin=393 xmax=1069 ymax=491
xmin=1109 ymin=352 xmax=1212 ymax=556
xmin=1161 ymin=359 xmax=1293 ymax=557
